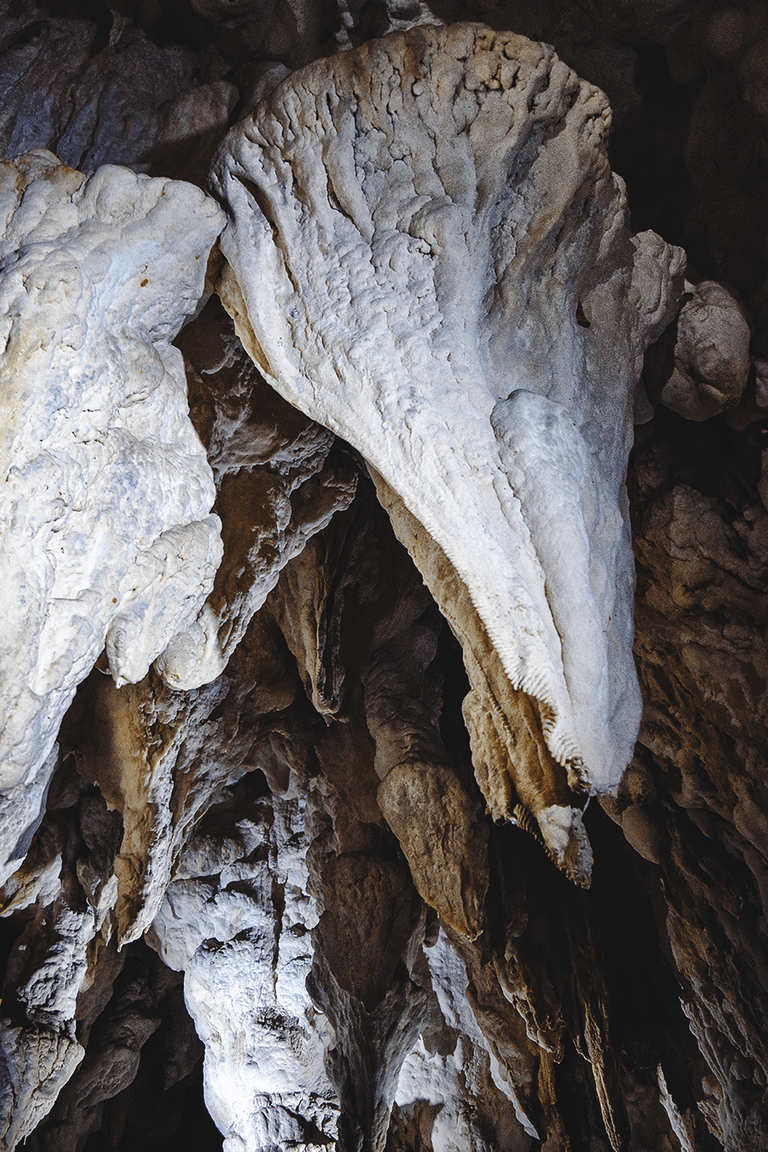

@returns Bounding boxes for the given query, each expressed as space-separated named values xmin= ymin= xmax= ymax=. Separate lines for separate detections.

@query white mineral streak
xmin=155 ymin=489 xmax=347 ymax=690
xmin=213 ymin=23 xmax=684 ymax=872
xmin=149 ymin=792 xmax=340 ymax=1152
xmin=396 ymin=928 xmax=537 ymax=1145
xmin=0 ymin=150 xmax=224 ymax=883
xmin=0 ymin=901 xmax=96 ymax=1147
xmin=154 ymin=298 xmax=358 ymax=691
xmin=0 ymin=743 xmax=59 ymax=896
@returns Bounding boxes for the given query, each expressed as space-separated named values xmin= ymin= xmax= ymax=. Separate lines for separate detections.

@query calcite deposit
xmin=214 ymin=22 xmax=684 ymax=882
xmin=1 ymin=2 xmax=768 ymax=1151
xmin=0 ymin=150 xmax=224 ymax=886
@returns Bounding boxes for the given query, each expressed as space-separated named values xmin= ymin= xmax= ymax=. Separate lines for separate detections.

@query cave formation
xmin=0 ymin=2 xmax=767 ymax=1150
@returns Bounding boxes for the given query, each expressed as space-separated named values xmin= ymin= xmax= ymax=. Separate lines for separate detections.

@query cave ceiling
xmin=0 ymin=1 xmax=767 ymax=1150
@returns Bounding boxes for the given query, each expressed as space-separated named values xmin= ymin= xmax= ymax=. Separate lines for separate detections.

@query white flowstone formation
xmin=150 ymin=791 xmax=340 ymax=1152
xmin=395 ymin=928 xmax=536 ymax=1150
xmin=0 ymin=150 xmax=224 ymax=884
xmin=213 ymin=22 xmax=685 ymax=878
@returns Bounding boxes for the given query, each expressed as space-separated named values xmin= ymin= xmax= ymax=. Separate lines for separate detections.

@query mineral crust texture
xmin=0 ymin=150 xmax=224 ymax=886
xmin=0 ymin=4 xmax=767 ymax=1152
xmin=214 ymin=22 xmax=685 ymax=882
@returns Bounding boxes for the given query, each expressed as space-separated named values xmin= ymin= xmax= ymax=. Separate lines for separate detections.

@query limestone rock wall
xmin=0 ymin=3 xmax=766 ymax=1151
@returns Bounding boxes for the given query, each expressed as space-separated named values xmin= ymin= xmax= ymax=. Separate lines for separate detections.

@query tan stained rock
xmin=377 ymin=761 xmax=488 ymax=939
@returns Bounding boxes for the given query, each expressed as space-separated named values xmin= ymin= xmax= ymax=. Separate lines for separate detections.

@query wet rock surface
xmin=0 ymin=2 xmax=767 ymax=1150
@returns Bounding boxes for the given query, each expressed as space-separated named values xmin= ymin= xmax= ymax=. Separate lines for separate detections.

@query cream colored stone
xmin=214 ymin=23 xmax=684 ymax=877
xmin=0 ymin=1024 xmax=84 ymax=1149
xmin=0 ymin=150 xmax=223 ymax=883
xmin=377 ymin=761 xmax=488 ymax=939
xmin=0 ymin=900 xmax=96 ymax=1147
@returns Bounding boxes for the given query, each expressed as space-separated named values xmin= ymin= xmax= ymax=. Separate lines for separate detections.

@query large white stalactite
xmin=213 ymin=22 xmax=685 ymax=885
xmin=0 ymin=151 xmax=224 ymax=887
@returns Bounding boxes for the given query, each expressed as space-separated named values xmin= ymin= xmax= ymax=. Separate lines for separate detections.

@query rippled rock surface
xmin=0 ymin=3 xmax=767 ymax=1151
